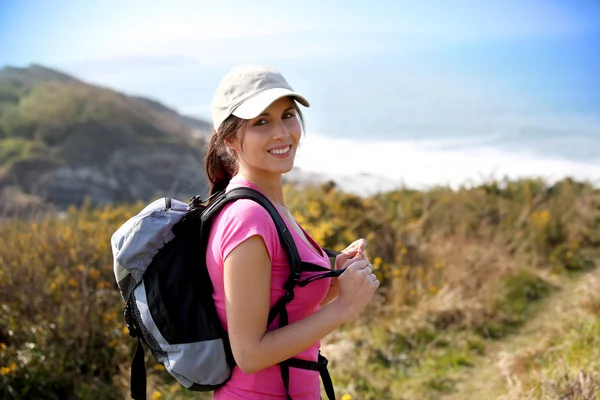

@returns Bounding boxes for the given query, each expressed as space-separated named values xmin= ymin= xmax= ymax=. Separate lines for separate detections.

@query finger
xmin=344 ymin=238 xmax=366 ymax=254
xmin=354 ymin=238 xmax=366 ymax=253
xmin=336 ymin=252 xmax=353 ymax=264
xmin=336 ymin=251 xmax=357 ymax=270
xmin=345 ymin=260 xmax=366 ymax=272
xmin=337 ymin=243 xmax=365 ymax=265
xmin=366 ymin=273 xmax=379 ymax=288
xmin=342 ymin=254 xmax=365 ymax=269
xmin=347 ymin=259 xmax=370 ymax=270
xmin=356 ymin=238 xmax=366 ymax=246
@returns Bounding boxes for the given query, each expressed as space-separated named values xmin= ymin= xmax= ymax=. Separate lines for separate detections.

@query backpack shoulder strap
xmin=200 ymin=187 xmax=303 ymax=312
xmin=201 ymin=187 xmax=300 ymax=261
xmin=323 ymin=248 xmax=342 ymax=258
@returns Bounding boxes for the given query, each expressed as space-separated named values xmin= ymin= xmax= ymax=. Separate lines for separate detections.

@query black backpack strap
xmin=198 ymin=188 xmax=301 ymax=329
xmin=298 ymin=270 xmax=344 ymax=287
xmin=296 ymin=261 xmax=344 ymax=287
xmin=318 ymin=352 xmax=336 ymax=400
xmin=124 ymin=302 xmax=147 ymax=400
xmin=282 ymin=352 xmax=335 ymax=400
xmin=322 ymin=248 xmax=342 ymax=258
xmin=200 ymin=187 xmax=336 ymax=400
xmin=130 ymin=337 xmax=146 ymax=400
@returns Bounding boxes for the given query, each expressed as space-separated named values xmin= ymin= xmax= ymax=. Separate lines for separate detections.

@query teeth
xmin=269 ymin=146 xmax=290 ymax=155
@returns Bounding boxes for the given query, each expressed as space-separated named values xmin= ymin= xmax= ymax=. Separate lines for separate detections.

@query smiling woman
xmin=202 ymin=64 xmax=380 ymax=400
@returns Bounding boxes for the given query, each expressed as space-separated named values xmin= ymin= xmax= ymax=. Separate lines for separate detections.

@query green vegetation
xmin=0 ymin=65 xmax=207 ymax=171
xmin=1 ymin=177 xmax=599 ymax=399
xmin=0 ymin=137 xmax=41 ymax=164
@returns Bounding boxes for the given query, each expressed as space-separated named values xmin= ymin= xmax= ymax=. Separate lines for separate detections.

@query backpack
xmin=111 ymin=186 xmax=344 ymax=400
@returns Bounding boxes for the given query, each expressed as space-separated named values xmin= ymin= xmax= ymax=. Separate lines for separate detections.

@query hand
xmin=322 ymin=238 xmax=372 ymax=307
xmin=335 ymin=238 xmax=369 ymax=271
xmin=333 ymin=259 xmax=380 ymax=321
xmin=330 ymin=239 xmax=370 ymax=290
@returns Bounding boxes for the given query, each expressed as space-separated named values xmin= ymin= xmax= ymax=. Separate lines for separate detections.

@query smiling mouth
xmin=268 ymin=145 xmax=292 ymax=155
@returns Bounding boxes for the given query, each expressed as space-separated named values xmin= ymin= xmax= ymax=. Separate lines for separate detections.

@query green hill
xmin=0 ymin=64 xmax=211 ymax=213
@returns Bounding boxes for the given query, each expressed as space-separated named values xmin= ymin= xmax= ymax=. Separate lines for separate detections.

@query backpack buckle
xmin=124 ymin=304 xmax=139 ymax=338
xmin=189 ymin=195 xmax=204 ymax=210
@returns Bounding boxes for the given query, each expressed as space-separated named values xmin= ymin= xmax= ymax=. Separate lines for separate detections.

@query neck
xmin=237 ymin=168 xmax=286 ymax=206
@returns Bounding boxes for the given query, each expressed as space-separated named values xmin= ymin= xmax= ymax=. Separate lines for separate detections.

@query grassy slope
xmin=447 ymin=262 xmax=600 ymax=400
xmin=0 ymin=65 xmax=208 ymax=168
xmin=321 ymin=265 xmax=600 ymax=400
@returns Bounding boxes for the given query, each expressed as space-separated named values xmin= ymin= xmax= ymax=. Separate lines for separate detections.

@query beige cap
xmin=211 ymin=63 xmax=310 ymax=131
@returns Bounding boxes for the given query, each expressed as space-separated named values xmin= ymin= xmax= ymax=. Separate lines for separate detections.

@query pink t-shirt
xmin=206 ymin=176 xmax=332 ymax=400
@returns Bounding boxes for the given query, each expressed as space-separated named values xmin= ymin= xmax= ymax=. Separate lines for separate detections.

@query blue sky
xmin=2 ymin=0 xmax=599 ymax=66
xmin=1 ymin=0 xmax=599 ymax=142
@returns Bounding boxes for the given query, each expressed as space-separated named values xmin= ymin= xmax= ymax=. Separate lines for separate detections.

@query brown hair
xmin=204 ymin=115 xmax=246 ymax=196
xmin=203 ymin=102 xmax=306 ymax=196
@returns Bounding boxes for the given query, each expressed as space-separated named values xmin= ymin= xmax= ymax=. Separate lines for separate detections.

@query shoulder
xmin=220 ymin=198 xmax=275 ymax=225
xmin=213 ymin=199 xmax=280 ymax=261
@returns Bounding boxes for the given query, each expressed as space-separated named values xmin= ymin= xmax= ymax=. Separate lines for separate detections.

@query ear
xmin=224 ymin=139 xmax=238 ymax=154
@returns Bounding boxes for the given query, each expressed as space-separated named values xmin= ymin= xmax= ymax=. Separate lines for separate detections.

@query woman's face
xmin=229 ymin=97 xmax=302 ymax=177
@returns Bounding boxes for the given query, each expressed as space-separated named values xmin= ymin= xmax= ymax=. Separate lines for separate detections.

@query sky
xmin=1 ymin=0 xmax=599 ymax=189
xmin=7 ymin=4 xmax=591 ymax=104
xmin=1 ymin=0 xmax=598 ymax=122
xmin=2 ymin=0 xmax=598 ymax=68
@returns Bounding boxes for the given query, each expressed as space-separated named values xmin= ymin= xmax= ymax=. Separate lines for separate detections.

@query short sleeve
xmin=217 ymin=199 xmax=280 ymax=263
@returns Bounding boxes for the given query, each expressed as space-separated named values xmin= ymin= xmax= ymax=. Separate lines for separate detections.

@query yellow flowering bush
xmin=0 ymin=202 xmax=141 ymax=399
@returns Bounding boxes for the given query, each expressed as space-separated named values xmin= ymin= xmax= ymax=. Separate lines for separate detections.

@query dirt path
xmin=444 ymin=265 xmax=600 ymax=400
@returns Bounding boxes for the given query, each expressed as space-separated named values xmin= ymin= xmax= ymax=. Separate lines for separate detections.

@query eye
xmin=254 ymin=118 xmax=268 ymax=126
xmin=283 ymin=110 xmax=296 ymax=119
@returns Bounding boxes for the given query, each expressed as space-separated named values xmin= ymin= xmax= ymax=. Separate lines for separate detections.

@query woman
xmin=204 ymin=63 xmax=380 ymax=399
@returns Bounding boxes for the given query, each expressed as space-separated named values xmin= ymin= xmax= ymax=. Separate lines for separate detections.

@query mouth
xmin=267 ymin=145 xmax=292 ymax=157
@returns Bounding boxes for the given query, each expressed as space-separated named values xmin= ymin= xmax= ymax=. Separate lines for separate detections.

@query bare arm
xmin=320 ymin=282 xmax=339 ymax=307
xmin=224 ymin=235 xmax=376 ymax=374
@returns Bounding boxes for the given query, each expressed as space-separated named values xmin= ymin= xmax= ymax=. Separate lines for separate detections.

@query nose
xmin=272 ymin=119 xmax=290 ymax=140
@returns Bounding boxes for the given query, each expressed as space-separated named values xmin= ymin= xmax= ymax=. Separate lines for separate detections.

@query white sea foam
xmin=292 ymin=133 xmax=600 ymax=195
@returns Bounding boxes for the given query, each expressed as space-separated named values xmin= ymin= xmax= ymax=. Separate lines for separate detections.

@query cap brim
xmin=232 ymin=87 xmax=310 ymax=120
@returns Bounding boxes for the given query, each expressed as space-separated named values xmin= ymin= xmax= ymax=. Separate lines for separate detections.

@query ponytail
xmin=203 ymin=115 xmax=246 ymax=196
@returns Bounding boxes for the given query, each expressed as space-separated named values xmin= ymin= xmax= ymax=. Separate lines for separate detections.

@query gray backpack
xmin=111 ymin=187 xmax=342 ymax=399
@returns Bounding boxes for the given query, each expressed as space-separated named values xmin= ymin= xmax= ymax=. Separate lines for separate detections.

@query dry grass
xmin=493 ymin=270 xmax=600 ymax=400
